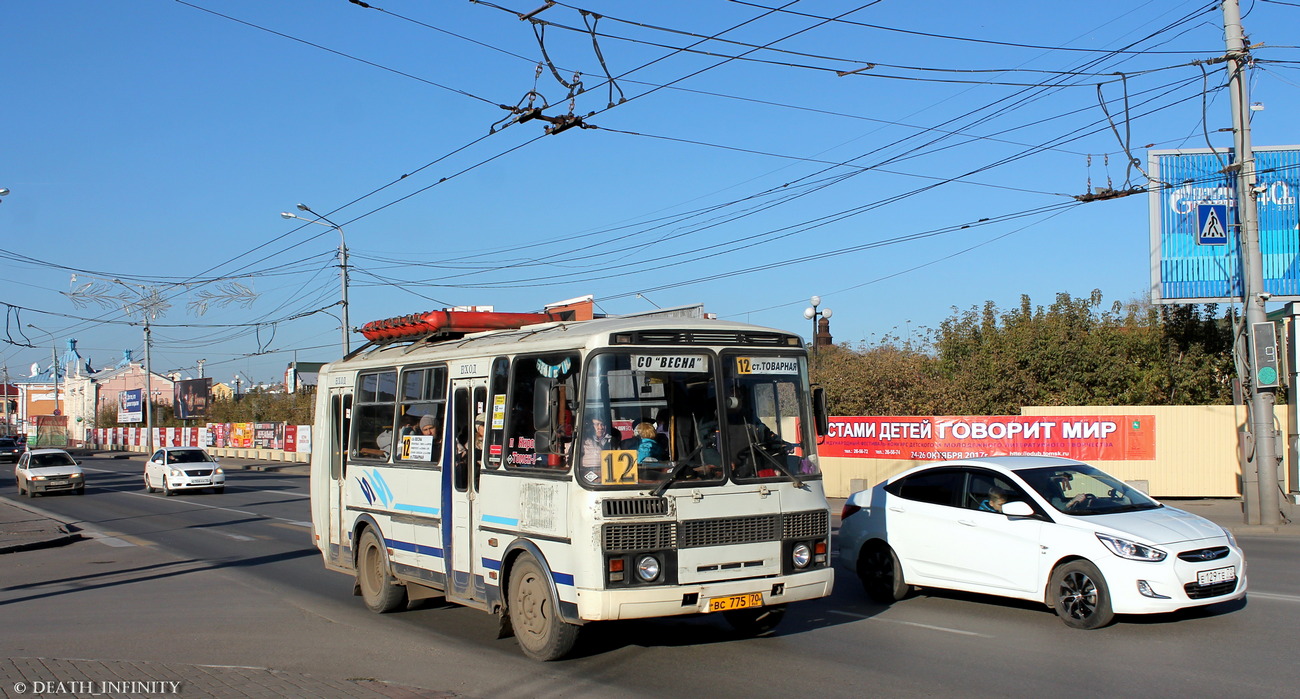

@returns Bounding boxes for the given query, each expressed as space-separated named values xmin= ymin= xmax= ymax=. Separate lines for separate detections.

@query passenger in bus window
xmin=376 ymin=427 xmax=394 ymax=455
xmin=578 ymin=417 xmax=617 ymax=485
xmin=419 ymin=414 xmax=439 ymax=438
xmin=634 ymin=422 xmax=666 ymax=463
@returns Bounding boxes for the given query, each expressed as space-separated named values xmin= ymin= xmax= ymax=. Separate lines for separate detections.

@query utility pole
xmin=51 ymin=344 xmax=60 ymax=416
xmin=2 ymin=364 xmax=10 ymax=437
xmin=197 ymin=358 xmax=206 ymax=379
xmin=144 ymin=319 xmax=154 ymax=455
xmin=1223 ymin=0 xmax=1283 ymax=525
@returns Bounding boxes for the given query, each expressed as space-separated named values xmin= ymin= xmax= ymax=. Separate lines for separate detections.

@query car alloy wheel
xmin=1050 ymin=559 xmax=1114 ymax=630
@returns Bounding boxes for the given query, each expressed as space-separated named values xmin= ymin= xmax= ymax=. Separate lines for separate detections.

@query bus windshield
xmin=577 ymin=351 xmax=819 ymax=489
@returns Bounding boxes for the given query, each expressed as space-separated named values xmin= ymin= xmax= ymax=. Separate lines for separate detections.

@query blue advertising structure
xmin=119 ymin=388 xmax=143 ymax=424
xmin=1148 ymin=146 xmax=1300 ymax=303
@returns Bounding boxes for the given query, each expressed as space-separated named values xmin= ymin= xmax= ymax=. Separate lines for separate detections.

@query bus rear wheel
xmin=508 ymin=554 xmax=579 ymax=661
xmin=357 ymin=529 xmax=407 ymax=613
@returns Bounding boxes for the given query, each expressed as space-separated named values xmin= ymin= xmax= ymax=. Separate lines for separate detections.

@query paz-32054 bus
xmin=310 ymin=309 xmax=834 ymax=659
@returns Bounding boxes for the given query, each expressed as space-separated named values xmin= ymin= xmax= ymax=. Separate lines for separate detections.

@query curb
xmin=0 ymin=498 xmax=84 ymax=554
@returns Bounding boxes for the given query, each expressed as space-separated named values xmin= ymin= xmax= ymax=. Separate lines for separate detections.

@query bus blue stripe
xmin=394 ymin=504 xmax=440 ymax=516
xmin=481 ymin=514 xmax=519 ymax=526
xmin=482 ymin=557 xmax=502 ymax=571
xmin=552 ymin=572 xmax=574 ymax=586
xmin=384 ymin=538 xmax=443 ymax=558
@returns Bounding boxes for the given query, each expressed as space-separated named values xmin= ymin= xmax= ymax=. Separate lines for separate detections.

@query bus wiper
xmin=650 ymin=436 xmax=715 ymax=498
xmin=750 ymin=439 xmax=805 ymax=489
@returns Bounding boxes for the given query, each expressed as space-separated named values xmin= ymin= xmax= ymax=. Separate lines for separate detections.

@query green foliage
xmin=812 ymin=291 xmax=1235 ymax=415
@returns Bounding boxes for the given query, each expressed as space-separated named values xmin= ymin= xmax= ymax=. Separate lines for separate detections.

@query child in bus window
xmin=634 ymin=421 xmax=667 ymax=463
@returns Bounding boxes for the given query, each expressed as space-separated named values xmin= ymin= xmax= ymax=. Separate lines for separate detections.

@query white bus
xmin=310 ymin=309 xmax=834 ymax=659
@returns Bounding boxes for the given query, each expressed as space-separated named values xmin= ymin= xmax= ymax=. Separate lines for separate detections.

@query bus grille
xmin=782 ymin=510 xmax=829 ymax=539
xmin=602 ymin=497 xmax=669 ymax=518
xmin=603 ymin=522 xmax=677 ymax=552
xmin=680 ymin=514 xmax=780 ymax=548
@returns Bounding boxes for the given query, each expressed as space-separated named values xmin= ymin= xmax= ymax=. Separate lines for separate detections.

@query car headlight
xmin=1221 ymin=526 xmax=1238 ymax=548
xmin=1096 ymin=533 xmax=1166 ymax=562
xmin=169 ymin=468 xmax=184 ymax=477
xmin=214 ymin=467 xmax=224 ymax=475
xmin=635 ymin=554 xmax=661 ymax=582
xmin=792 ymin=543 xmax=812 ymax=569
xmin=71 ymin=473 xmax=84 ymax=479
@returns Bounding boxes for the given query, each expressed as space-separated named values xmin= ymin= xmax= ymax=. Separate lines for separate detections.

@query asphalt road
xmin=4 ymin=453 xmax=1300 ymax=698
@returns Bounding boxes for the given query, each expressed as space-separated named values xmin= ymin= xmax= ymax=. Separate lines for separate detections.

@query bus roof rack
xmin=358 ymin=309 xmax=566 ymax=344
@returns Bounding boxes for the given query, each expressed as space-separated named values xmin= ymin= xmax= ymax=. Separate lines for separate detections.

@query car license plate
xmin=708 ymin=593 xmax=763 ymax=613
xmin=192 ymin=479 xmax=210 ymax=485
xmin=1197 ymin=566 xmax=1236 ymax=586
xmin=47 ymin=479 xmax=68 ymax=485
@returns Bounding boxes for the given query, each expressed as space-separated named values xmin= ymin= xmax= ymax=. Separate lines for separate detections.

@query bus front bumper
xmin=572 ymin=567 xmax=834 ymax=621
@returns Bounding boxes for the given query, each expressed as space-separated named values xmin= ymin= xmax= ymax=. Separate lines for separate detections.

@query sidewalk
xmin=0 ymin=657 xmax=457 ymax=698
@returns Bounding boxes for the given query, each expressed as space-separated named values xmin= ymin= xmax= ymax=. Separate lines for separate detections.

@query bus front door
xmin=328 ymin=390 xmax=351 ymax=565
xmin=447 ymin=380 xmax=486 ymax=603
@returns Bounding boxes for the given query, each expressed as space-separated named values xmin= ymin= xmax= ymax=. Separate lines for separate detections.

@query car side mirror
xmin=1002 ymin=501 xmax=1034 ymax=517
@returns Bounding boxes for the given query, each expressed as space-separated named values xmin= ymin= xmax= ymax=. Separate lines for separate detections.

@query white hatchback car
xmin=838 ymin=456 xmax=1247 ymax=629
xmin=15 ymin=448 xmax=85 ymax=496
xmin=144 ymin=446 xmax=225 ymax=495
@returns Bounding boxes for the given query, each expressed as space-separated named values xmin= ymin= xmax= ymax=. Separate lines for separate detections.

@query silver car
xmin=144 ymin=446 xmax=225 ymax=495
xmin=15 ymin=448 xmax=85 ymax=496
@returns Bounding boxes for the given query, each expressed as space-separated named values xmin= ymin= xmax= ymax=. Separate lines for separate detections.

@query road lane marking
xmin=1247 ymin=591 xmax=1300 ymax=603
xmin=82 ymin=531 xmax=135 ymax=547
xmin=829 ymin=610 xmax=994 ymax=638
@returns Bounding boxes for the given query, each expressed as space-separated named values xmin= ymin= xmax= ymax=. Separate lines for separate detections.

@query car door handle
xmin=888 ymin=506 xmax=905 ymax=513
xmin=958 ymin=519 xmax=976 ymax=527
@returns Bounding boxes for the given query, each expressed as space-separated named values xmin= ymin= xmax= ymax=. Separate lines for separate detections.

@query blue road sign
xmin=1197 ymin=204 xmax=1228 ymax=246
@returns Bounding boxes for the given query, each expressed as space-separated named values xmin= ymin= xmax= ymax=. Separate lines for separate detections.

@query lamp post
xmin=281 ymin=205 xmax=351 ymax=356
xmin=803 ymin=296 xmax=833 ymax=358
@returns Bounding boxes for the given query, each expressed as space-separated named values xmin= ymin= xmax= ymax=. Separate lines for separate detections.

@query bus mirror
xmin=533 ymin=377 xmax=556 ymax=431
xmin=534 ymin=430 xmax=552 ymax=453
xmin=812 ymin=385 xmax=829 ymax=436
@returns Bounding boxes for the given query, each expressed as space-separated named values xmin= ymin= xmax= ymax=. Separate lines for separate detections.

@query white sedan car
xmin=144 ymin=446 xmax=225 ymax=495
xmin=15 ymin=448 xmax=85 ymax=496
xmin=838 ymin=456 xmax=1246 ymax=629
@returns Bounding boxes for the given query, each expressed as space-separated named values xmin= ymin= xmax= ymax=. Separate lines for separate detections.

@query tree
xmin=811 ymin=290 xmax=1235 ymax=416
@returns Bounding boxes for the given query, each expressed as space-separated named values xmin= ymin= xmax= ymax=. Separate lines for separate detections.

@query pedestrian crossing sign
xmin=1196 ymin=204 xmax=1228 ymax=246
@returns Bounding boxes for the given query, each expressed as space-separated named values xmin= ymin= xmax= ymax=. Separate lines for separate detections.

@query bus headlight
xmin=792 ymin=543 xmax=812 ymax=569
xmin=635 ymin=554 xmax=661 ymax=582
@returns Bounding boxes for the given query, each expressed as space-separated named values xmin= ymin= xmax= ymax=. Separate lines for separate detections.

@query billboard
xmin=119 ymin=389 xmax=143 ymax=424
xmin=820 ymin=415 xmax=1156 ymax=461
xmin=1148 ymin=145 xmax=1300 ymax=303
xmin=174 ymin=378 xmax=212 ymax=420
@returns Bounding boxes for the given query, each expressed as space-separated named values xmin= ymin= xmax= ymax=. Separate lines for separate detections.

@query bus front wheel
xmin=724 ymin=604 xmax=787 ymax=636
xmin=357 ymin=528 xmax=407 ymax=613
xmin=508 ymin=554 xmax=579 ymax=661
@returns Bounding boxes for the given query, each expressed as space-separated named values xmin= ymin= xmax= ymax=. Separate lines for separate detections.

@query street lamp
xmin=803 ymin=296 xmax=833 ymax=357
xmin=281 ymin=205 xmax=351 ymax=356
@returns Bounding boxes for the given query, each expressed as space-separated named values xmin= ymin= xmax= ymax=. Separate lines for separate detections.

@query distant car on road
xmin=144 ymin=446 xmax=226 ymax=495
xmin=0 ymin=436 xmax=25 ymax=462
xmin=14 ymin=448 xmax=84 ymax=496
xmin=838 ymin=456 xmax=1246 ymax=629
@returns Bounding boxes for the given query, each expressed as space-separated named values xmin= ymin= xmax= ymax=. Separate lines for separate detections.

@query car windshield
xmin=30 ymin=453 xmax=76 ymax=468
xmin=167 ymin=450 xmax=212 ymax=464
xmin=1019 ymin=464 xmax=1162 ymax=515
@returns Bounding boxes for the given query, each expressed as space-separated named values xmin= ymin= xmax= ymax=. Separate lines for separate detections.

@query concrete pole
xmin=1223 ymin=0 xmax=1283 ymax=525
xmin=340 ymin=230 xmax=351 ymax=356
xmin=144 ymin=319 xmax=154 ymax=455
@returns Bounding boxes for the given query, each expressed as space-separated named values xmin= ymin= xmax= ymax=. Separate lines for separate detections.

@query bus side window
xmin=352 ymin=371 xmax=397 ymax=461
xmin=505 ymin=352 xmax=579 ymax=471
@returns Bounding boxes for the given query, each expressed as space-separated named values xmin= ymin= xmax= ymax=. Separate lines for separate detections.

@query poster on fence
xmin=820 ymin=415 xmax=1156 ymax=461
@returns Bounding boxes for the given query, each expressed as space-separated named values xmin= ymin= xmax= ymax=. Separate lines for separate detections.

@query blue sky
xmin=3 ymin=0 xmax=1299 ymax=384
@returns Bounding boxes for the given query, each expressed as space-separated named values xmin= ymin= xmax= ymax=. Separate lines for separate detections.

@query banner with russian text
xmin=821 ymin=415 xmax=1156 ymax=461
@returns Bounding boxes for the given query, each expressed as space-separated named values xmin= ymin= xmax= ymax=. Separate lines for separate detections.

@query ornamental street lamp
xmin=281 ymin=205 xmax=351 ymax=355
xmin=803 ymin=296 xmax=832 ymax=358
